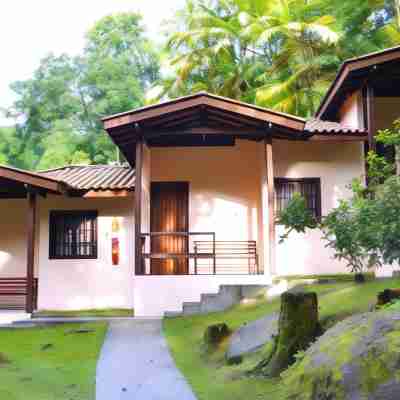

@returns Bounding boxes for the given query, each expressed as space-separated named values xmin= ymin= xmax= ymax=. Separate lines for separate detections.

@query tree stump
xmin=377 ymin=288 xmax=400 ymax=306
xmin=203 ymin=323 xmax=230 ymax=351
xmin=255 ymin=291 xmax=319 ymax=377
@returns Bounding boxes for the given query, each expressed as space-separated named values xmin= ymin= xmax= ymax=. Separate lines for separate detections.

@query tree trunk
xmin=395 ymin=144 xmax=400 ymax=176
xmin=395 ymin=0 xmax=400 ymax=30
xmin=255 ymin=292 xmax=319 ymax=377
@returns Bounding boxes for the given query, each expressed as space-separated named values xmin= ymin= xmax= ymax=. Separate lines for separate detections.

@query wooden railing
xmin=0 ymin=278 xmax=38 ymax=310
xmin=141 ymin=232 xmax=260 ymax=275
xmin=194 ymin=240 xmax=259 ymax=275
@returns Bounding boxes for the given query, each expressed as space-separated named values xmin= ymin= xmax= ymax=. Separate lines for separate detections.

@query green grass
xmin=273 ymin=272 xmax=376 ymax=283
xmin=0 ymin=322 xmax=107 ymax=400
xmin=163 ymin=277 xmax=400 ymax=400
xmin=33 ymin=308 xmax=133 ymax=318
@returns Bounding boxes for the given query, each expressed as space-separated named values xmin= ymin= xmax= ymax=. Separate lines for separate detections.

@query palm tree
xmin=156 ymin=0 xmax=263 ymax=102
xmin=157 ymin=0 xmax=398 ymax=117
xmin=244 ymin=0 xmax=341 ymax=116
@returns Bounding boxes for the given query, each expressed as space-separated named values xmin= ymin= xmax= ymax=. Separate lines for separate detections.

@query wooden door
xmin=150 ymin=182 xmax=189 ymax=275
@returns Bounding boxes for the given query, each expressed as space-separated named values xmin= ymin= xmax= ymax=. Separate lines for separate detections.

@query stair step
xmin=164 ymin=311 xmax=182 ymax=318
xmin=182 ymin=302 xmax=201 ymax=315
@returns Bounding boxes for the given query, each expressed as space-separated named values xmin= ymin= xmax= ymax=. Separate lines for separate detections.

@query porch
xmin=103 ymin=93 xmax=290 ymax=278
xmin=0 ymin=165 xmax=65 ymax=312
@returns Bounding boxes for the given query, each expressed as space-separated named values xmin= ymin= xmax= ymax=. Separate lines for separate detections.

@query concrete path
xmin=96 ymin=319 xmax=197 ymax=400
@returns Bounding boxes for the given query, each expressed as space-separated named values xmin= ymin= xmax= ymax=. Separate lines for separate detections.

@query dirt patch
xmin=0 ymin=353 xmax=10 ymax=366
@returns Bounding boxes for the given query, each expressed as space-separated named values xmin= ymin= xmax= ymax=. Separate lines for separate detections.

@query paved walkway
xmin=96 ymin=319 xmax=197 ymax=400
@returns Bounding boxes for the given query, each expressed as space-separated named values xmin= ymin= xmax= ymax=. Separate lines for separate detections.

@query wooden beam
xmin=366 ymin=84 xmax=376 ymax=151
xmin=264 ymin=137 xmax=276 ymax=275
xmin=26 ymin=192 xmax=36 ymax=313
xmin=0 ymin=166 xmax=62 ymax=193
xmin=135 ymin=139 xmax=144 ymax=275
xmin=308 ymin=134 xmax=367 ymax=142
xmin=142 ymin=127 xmax=267 ymax=138
xmin=82 ymin=189 xmax=134 ymax=198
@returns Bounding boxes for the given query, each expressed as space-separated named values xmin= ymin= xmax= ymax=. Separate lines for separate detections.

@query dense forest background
xmin=1 ymin=0 xmax=400 ymax=170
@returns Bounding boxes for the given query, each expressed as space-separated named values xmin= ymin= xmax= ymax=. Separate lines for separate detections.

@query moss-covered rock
xmin=282 ymin=311 xmax=400 ymax=400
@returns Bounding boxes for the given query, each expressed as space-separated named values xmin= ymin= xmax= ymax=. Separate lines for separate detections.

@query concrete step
xmin=172 ymin=285 xmax=271 ymax=318
xmin=164 ymin=311 xmax=183 ymax=318
xmin=182 ymin=301 xmax=202 ymax=315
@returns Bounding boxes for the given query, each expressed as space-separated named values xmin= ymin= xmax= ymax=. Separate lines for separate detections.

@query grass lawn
xmin=0 ymin=322 xmax=107 ymax=400
xmin=163 ymin=277 xmax=400 ymax=400
xmin=33 ymin=308 xmax=133 ymax=318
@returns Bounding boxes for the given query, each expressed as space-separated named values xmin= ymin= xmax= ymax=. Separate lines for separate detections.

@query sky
xmin=0 ymin=0 xmax=184 ymax=125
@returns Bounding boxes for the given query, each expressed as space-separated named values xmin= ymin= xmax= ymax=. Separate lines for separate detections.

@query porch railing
xmin=0 ymin=278 xmax=38 ymax=310
xmin=141 ymin=232 xmax=260 ymax=275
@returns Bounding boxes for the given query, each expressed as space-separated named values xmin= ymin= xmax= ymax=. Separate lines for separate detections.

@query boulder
xmin=282 ymin=311 xmax=400 ymax=400
xmin=226 ymin=313 xmax=279 ymax=364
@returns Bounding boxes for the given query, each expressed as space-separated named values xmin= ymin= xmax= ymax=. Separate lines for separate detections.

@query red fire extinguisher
xmin=112 ymin=238 xmax=120 ymax=266
xmin=112 ymin=218 xmax=120 ymax=266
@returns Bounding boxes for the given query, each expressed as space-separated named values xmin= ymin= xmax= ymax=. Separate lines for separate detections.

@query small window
xmin=49 ymin=211 xmax=98 ymax=259
xmin=275 ymin=178 xmax=321 ymax=220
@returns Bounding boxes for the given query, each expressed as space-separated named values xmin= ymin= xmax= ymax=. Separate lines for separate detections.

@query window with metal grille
xmin=49 ymin=211 xmax=98 ymax=259
xmin=274 ymin=178 xmax=321 ymax=220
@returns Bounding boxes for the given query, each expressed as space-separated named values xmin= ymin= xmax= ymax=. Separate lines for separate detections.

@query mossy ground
xmin=0 ymin=322 xmax=107 ymax=400
xmin=33 ymin=308 xmax=133 ymax=317
xmin=163 ymin=277 xmax=400 ymax=400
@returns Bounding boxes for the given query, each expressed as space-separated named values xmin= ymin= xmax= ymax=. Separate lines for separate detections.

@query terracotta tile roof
xmin=39 ymin=165 xmax=135 ymax=190
xmin=304 ymin=118 xmax=366 ymax=135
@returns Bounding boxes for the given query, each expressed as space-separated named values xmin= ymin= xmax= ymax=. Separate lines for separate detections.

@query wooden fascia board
xmin=308 ymin=134 xmax=367 ymax=142
xmin=104 ymin=96 xmax=305 ymax=133
xmin=81 ymin=189 xmax=134 ymax=198
xmin=317 ymin=48 xmax=400 ymax=118
xmin=0 ymin=168 xmax=64 ymax=193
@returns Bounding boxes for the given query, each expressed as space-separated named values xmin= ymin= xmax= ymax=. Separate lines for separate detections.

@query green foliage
xmin=158 ymin=0 xmax=397 ymax=116
xmin=366 ymin=150 xmax=395 ymax=188
xmin=322 ymin=196 xmax=381 ymax=273
xmin=278 ymin=193 xmax=317 ymax=242
xmin=279 ymin=147 xmax=400 ymax=273
xmin=4 ymin=12 xmax=160 ymax=170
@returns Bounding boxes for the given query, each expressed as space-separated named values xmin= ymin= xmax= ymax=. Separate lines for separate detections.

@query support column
xmin=26 ymin=191 xmax=36 ymax=313
xmin=265 ymin=136 xmax=276 ymax=275
xmin=134 ymin=139 xmax=143 ymax=275
xmin=366 ymin=84 xmax=376 ymax=152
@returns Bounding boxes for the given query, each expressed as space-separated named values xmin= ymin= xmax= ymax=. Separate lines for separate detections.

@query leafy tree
xmin=375 ymin=118 xmax=400 ymax=175
xmin=81 ymin=13 xmax=160 ymax=163
xmin=4 ymin=12 xmax=160 ymax=170
xmin=278 ymin=137 xmax=400 ymax=275
xmin=36 ymin=120 xmax=91 ymax=170
xmin=0 ymin=126 xmax=21 ymax=166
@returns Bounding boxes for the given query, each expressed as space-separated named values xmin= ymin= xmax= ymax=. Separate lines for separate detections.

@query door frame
xmin=150 ymin=181 xmax=190 ymax=275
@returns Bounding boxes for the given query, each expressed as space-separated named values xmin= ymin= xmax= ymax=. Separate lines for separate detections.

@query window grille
xmin=274 ymin=178 xmax=321 ymax=220
xmin=49 ymin=210 xmax=98 ymax=259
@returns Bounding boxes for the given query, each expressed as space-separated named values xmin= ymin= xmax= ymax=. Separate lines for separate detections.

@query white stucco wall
xmin=150 ymin=140 xmax=266 ymax=274
xmin=0 ymin=200 xmax=30 ymax=277
xmin=273 ymin=140 xmax=365 ymax=276
xmin=150 ymin=138 xmax=366 ymax=279
xmin=37 ymin=195 xmax=135 ymax=311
